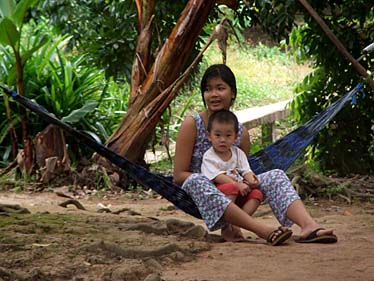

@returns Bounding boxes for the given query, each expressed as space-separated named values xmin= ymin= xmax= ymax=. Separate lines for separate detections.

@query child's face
xmin=208 ymin=121 xmax=237 ymax=154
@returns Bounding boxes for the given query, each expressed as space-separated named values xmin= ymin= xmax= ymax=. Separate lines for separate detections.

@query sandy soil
xmin=1 ymin=191 xmax=374 ymax=281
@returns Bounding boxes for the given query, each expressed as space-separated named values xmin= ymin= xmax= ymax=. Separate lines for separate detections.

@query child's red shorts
xmin=216 ymin=183 xmax=264 ymax=207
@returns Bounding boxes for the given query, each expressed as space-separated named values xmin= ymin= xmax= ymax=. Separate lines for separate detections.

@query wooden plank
xmin=234 ymin=100 xmax=291 ymax=129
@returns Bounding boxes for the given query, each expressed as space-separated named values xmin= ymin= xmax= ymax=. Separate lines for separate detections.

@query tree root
xmin=119 ymin=221 xmax=168 ymax=235
xmin=83 ymin=240 xmax=182 ymax=259
xmin=58 ymin=199 xmax=86 ymax=210
xmin=0 ymin=204 xmax=30 ymax=214
xmin=289 ymin=164 xmax=374 ymax=201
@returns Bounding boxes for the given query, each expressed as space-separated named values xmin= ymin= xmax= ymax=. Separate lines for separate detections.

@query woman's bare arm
xmin=173 ymin=116 xmax=197 ymax=185
xmin=239 ymin=126 xmax=251 ymax=155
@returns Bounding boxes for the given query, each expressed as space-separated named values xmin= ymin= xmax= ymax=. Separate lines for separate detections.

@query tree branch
xmin=298 ymin=0 xmax=374 ymax=90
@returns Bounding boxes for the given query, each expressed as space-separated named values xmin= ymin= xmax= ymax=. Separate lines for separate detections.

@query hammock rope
xmin=2 ymin=83 xmax=363 ymax=219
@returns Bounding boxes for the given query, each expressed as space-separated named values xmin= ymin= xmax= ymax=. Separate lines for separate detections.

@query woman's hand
xmin=244 ymin=172 xmax=259 ymax=189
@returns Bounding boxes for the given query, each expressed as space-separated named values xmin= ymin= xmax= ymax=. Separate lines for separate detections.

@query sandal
xmin=267 ymin=226 xmax=292 ymax=246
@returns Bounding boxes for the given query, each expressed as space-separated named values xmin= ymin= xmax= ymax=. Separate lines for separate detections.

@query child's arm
xmin=214 ymin=174 xmax=250 ymax=197
xmin=235 ymin=147 xmax=259 ymax=188
xmin=213 ymin=173 xmax=237 ymax=184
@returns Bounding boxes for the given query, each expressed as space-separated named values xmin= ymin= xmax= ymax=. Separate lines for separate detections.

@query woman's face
xmin=203 ymin=77 xmax=235 ymax=112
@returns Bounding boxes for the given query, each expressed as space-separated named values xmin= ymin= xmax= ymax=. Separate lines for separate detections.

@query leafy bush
xmin=0 ymin=19 xmax=129 ymax=165
xmin=34 ymin=0 xmax=195 ymax=82
xmin=288 ymin=20 xmax=374 ymax=174
xmin=252 ymin=0 xmax=374 ymax=175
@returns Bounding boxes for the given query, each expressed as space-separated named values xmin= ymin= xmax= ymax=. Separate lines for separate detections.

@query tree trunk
xmin=4 ymin=95 xmax=18 ymax=158
xmin=105 ymin=0 xmax=220 ymax=163
xmin=130 ymin=0 xmax=154 ymax=103
xmin=15 ymin=50 xmax=34 ymax=175
xmin=298 ymin=0 xmax=374 ymax=90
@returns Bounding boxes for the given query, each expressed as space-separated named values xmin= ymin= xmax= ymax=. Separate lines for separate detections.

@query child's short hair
xmin=207 ymin=109 xmax=239 ymax=133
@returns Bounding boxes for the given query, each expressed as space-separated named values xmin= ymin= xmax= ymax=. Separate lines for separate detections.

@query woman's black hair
xmin=200 ymin=64 xmax=237 ymax=107
xmin=207 ymin=109 xmax=239 ymax=134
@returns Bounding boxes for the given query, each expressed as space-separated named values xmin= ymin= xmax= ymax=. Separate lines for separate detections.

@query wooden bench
xmin=235 ymin=100 xmax=291 ymax=143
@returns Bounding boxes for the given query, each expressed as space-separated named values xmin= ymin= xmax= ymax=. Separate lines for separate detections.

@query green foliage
xmin=321 ymin=184 xmax=348 ymax=198
xmin=0 ymin=0 xmax=45 ymax=167
xmin=253 ymin=0 xmax=374 ymax=174
xmin=0 ymin=0 xmax=42 ymax=72
xmin=34 ymin=1 xmax=252 ymax=83
xmin=214 ymin=3 xmax=252 ymax=44
xmin=0 ymin=17 xmax=20 ymax=47
xmin=0 ymin=19 xmax=129 ymax=166
xmin=62 ymin=101 xmax=99 ymax=124
xmin=34 ymin=0 xmax=138 ymax=80
xmin=92 ymin=79 xmax=130 ymax=140
xmin=34 ymin=0 xmax=193 ymax=82
xmin=25 ymin=37 xmax=127 ymax=152
xmin=249 ymin=0 xmax=299 ymax=42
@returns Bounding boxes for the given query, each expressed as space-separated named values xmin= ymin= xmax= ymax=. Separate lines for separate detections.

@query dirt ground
xmin=1 ymin=190 xmax=374 ymax=281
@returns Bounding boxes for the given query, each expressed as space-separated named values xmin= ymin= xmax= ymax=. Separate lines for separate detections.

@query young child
xmin=201 ymin=109 xmax=263 ymax=218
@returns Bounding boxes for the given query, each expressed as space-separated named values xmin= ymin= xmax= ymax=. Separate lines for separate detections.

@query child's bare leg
xmin=221 ymin=194 xmax=245 ymax=242
xmin=242 ymin=199 xmax=261 ymax=216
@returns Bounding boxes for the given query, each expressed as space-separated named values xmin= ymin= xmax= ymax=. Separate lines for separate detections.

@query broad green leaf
xmin=21 ymin=34 xmax=49 ymax=64
xmin=0 ymin=0 xmax=15 ymax=18
xmin=0 ymin=17 xmax=20 ymax=47
xmin=1 ymin=145 xmax=12 ymax=163
xmin=62 ymin=101 xmax=98 ymax=124
xmin=12 ymin=0 xmax=38 ymax=27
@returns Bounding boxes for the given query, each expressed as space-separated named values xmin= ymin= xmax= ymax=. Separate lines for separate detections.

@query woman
xmin=173 ymin=64 xmax=337 ymax=244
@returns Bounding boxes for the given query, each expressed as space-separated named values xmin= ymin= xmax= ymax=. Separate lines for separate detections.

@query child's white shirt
xmin=201 ymin=146 xmax=252 ymax=181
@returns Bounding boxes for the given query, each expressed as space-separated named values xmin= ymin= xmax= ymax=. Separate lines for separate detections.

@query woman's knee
xmin=271 ymin=169 xmax=288 ymax=178
xmin=259 ymin=169 xmax=290 ymax=182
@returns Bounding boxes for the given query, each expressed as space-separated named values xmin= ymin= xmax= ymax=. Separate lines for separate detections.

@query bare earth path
xmin=1 ymin=191 xmax=374 ymax=281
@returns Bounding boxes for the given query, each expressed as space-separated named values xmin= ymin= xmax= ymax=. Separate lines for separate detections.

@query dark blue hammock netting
xmin=3 ymin=82 xmax=364 ymax=219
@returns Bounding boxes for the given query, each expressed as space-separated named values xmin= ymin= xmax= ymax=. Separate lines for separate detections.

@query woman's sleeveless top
xmin=189 ymin=113 xmax=244 ymax=173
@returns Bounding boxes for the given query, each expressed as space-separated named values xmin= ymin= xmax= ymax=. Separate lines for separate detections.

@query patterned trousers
xmin=181 ymin=169 xmax=300 ymax=230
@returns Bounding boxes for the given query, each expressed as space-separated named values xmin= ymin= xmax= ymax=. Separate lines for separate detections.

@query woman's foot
xmin=221 ymin=224 xmax=246 ymax=242
xmin=300 ymin=225 xmax=334 ymax=239
xmin=297 ymin=226 xmax=337 ymax=243
xmin=267 ymin=226 xmax=292 ymax=246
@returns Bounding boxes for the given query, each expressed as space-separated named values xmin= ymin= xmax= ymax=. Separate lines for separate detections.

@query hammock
xmin=250 ymin=82 xmax=363 ymax=174
xmin=3 ymin=83 xmax=363 ymax=219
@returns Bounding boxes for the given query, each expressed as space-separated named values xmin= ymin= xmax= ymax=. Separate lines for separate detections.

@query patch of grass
xmin=202 ymin=42 xmax=311 ymax=109
xmin=149 ymin=157 xmax=174 ymax=177
xmin=0 ymin=213 xmax=79 ymax=229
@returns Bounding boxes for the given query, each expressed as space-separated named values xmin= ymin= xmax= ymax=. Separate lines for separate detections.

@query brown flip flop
xmin=267 ymin=226 xmax=293 ymax=246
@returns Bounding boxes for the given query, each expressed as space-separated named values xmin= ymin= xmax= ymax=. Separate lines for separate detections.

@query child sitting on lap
xmin=201 ymin=109 xmax=263 ymax=217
